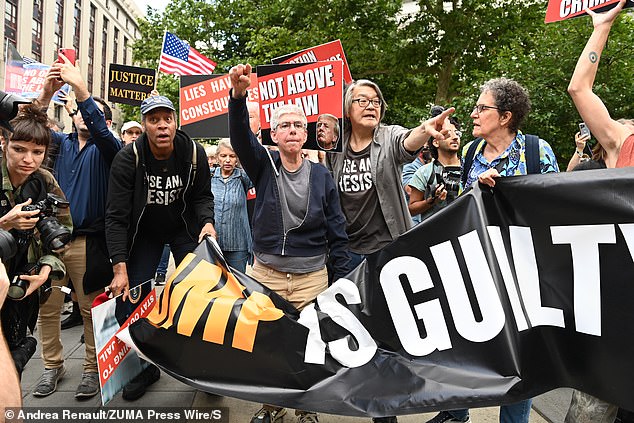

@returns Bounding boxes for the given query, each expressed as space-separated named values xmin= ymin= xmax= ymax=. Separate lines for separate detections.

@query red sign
xmin=179 ymin=73 xmax=258 ymax=130
xmin=272 ymin=40 xmax=353 ymax=84
xmin=256 ymin=61 xmax=344 ymax=152
xmin=545 ymin=0 xmax=632 ymax=23
xmin=96 ymin=291 xmax=156 ymax=386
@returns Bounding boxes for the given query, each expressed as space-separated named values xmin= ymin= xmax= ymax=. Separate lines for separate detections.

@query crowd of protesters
xmin=0 ymin=2 xmax=632 ymax=423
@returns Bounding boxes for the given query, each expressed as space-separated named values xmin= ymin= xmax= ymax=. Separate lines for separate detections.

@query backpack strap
xmin=524 ymin=134 xmax=540 ymax=175
xmin=191 ymin=139 xmax=197 ymax=182
xmin=461 ymin=138 xmax=484 ymax=187
xmin=133 ymin=142 xmax=139 ymax=168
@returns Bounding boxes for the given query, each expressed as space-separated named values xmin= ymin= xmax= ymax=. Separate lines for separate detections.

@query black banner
xmin=127 ymin=167 xmax=634 ymax=417
xmin=108 ymin=64 xmax=155 ymax=106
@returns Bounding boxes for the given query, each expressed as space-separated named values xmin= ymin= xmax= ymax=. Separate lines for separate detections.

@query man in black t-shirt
xmin=105 ymin=94 xmax=215 ymax=401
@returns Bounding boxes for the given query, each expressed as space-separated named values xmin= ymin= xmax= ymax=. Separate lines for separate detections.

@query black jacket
xmin=105 ymin=129 xmax=214 ymax=264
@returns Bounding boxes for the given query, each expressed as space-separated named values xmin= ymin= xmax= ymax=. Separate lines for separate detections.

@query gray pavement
xmin=18 ymin=258 xmax=571 ymax=422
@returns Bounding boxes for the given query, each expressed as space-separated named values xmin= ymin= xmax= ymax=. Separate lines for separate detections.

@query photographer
xmin=0 ymin=104 xmax=70 ymax=377
xmin=0 ymin=257 xmax=22 ymax=412
xmin=407 ymin=110 xmax=462 ymax=223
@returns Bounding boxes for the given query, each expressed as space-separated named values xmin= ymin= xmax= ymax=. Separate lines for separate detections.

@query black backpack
xmin=461 ymin=134 xmax=541 ymax=187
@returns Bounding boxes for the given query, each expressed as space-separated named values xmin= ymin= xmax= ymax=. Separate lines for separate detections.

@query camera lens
xmin=37 ymin=217 xmax=71 ymax=251
xmin=0 ymin=229 xmax=17 ymax=261
xmin=8 ymin=277 xmax=28 ymax=300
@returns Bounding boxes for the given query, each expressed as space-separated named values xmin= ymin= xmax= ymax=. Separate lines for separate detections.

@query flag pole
xmin=155 ymin=29 xmax=168 ymax=91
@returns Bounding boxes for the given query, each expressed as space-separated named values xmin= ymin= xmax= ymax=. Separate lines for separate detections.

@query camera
xmin=0 ymin=90 xmax=31 ymax=131
xmin=7 ymin=263 xmax=40 ymax=301
xmin=425 ymin=166 xmax=462 ymax=204
xmin=21 ymin=193 xmax=72 ymax=252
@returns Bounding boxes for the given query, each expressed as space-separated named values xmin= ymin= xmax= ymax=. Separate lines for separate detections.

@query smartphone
xmin=56 ymin=48 xmax=76 ymax=65
xmin=579 ymin=122 xmax=591 ymax=139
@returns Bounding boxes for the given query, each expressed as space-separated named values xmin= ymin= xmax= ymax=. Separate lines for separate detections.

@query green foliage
xmin=130 ymin=0 xmax=634 ymax=168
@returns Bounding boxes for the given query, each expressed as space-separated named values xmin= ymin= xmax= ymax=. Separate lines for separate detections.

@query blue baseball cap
xmin=140 ymin=95 xmax=175 ymax=115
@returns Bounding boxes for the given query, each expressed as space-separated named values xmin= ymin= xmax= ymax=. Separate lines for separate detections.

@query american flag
xmin=158 ymin=31 xmax=216 ymax=76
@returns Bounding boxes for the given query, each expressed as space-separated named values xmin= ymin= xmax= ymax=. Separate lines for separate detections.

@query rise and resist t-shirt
xmin=338 ymin=143 xmax=391 ymax=254
xmin=139 ymin=152 xmax=187 ymax=241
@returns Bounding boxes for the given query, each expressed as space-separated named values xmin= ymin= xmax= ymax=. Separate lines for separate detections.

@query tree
xmin=128 ymin=0 xmax=634 ymax=167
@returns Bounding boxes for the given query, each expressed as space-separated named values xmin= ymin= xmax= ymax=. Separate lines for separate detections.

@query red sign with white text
xmin=256 ymin=61 xmax=344 ymax=152
xmin=96 ymin=291 xmax=156 ymax=386
xmin=272 ymin=40 xmax=353 ymax=84
xmin=545 ymin=0 xmax=633 ymax=23
xmin=179 ymin=73 xmax=259 ymax=138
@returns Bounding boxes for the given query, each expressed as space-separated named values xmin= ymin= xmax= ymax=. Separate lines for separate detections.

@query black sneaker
xmin=250 ymin=407 xmax=286 ymax=423
xmin=122 ymin=364 xmax=160 ymax=401
xmin=425 ymin=411 xmax=471 ymax=423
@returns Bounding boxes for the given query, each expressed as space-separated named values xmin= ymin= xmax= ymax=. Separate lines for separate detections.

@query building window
xmin=32 ymin=0 xmax=43 ymax=62
xmin=73 ymin=0 xmax=82 ymax=51
xmin=101 ymin=17 xmax=108 ymax=97
xmin=87 ymin=4 xmax=96 ymax=91
xmin=4 ymin=0 xmax=18 ymax=52
xmin=54 ymin=0 xmax=65 ymax=52
xmin=113 ymin=27 xmax=119 ymax=64
xmin=123 ymin=37 xmax=128 ymax=64
xmin=54 ymin=105 xmax=63 ymax=122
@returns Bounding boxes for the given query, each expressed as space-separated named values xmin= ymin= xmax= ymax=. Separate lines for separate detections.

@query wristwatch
xmin=68 ymin=109 xmax=78 ymax=117
xmin=575 ymin=149 xmax=584 ymax=158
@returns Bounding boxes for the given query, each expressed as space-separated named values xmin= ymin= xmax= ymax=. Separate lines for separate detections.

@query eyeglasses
xmin=473 ymin=104 xmax=502 ymax=114
xmin=275 ymin=121 xmax=306 ymax=131
xmin=352 ymin=98 xmax=382 ymax=108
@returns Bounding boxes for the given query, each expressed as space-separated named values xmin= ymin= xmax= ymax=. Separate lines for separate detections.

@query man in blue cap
xmin=105 ymin=94 xmax=216 ymax=400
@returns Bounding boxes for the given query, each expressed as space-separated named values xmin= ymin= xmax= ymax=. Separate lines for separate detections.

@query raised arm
xmin=567 ymin=0 xmax=630 ymax=158
xmin=403 ymin=107 xmax=455 ymax=152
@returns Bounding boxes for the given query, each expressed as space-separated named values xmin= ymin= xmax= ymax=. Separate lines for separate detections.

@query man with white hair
xmin=229 ymin=63 xmax=351 ymax=423
xmin=316 ymin=113 xmax=339 ymax=151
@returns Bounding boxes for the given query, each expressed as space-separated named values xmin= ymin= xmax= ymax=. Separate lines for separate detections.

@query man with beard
xmin=316 ymin=113 xmax=340 ymax=151
xmin=33 ymin=55 xmax=121 ymax=399
xmin=407 ymin=115 xmax=462 ymax=223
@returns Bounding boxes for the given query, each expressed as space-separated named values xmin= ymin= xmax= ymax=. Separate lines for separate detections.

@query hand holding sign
xmin=229 ymin=64 xmax=252 ymax=99
xmin=587 ymin=0 xmax=626 ymax=28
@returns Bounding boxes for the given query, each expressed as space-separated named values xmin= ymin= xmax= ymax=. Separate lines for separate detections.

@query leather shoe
xmin=61 ymin=303 xmax=82 ymax=330
xmin=122 ymin=364 xmax=160 ymax=401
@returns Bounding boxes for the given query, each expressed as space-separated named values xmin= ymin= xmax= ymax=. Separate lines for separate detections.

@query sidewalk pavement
xmin=18 ymin=256 xmax=572 ymax=422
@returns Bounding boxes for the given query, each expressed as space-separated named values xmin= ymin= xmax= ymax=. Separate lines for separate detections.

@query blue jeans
xmin=223 ymin=250 xmax=249 ymax=273
xmin=116 ymin=231 xmax=196 ymax=322
xmin=349 ymin=251 xmax=366 ymax=269
xmin=156 ymin=244 xmax=170 ymax=275
xmin=451 ymin=399 xmax=532 ymax=423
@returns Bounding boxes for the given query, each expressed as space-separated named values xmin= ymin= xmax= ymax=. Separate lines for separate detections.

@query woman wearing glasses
xmin=326 ymin=79 xmax=453 ymax=276
xmin=426 ymin=78 xmax=558 ymax=423
xmin=461 ymin=77 xmax=559 ymax=190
